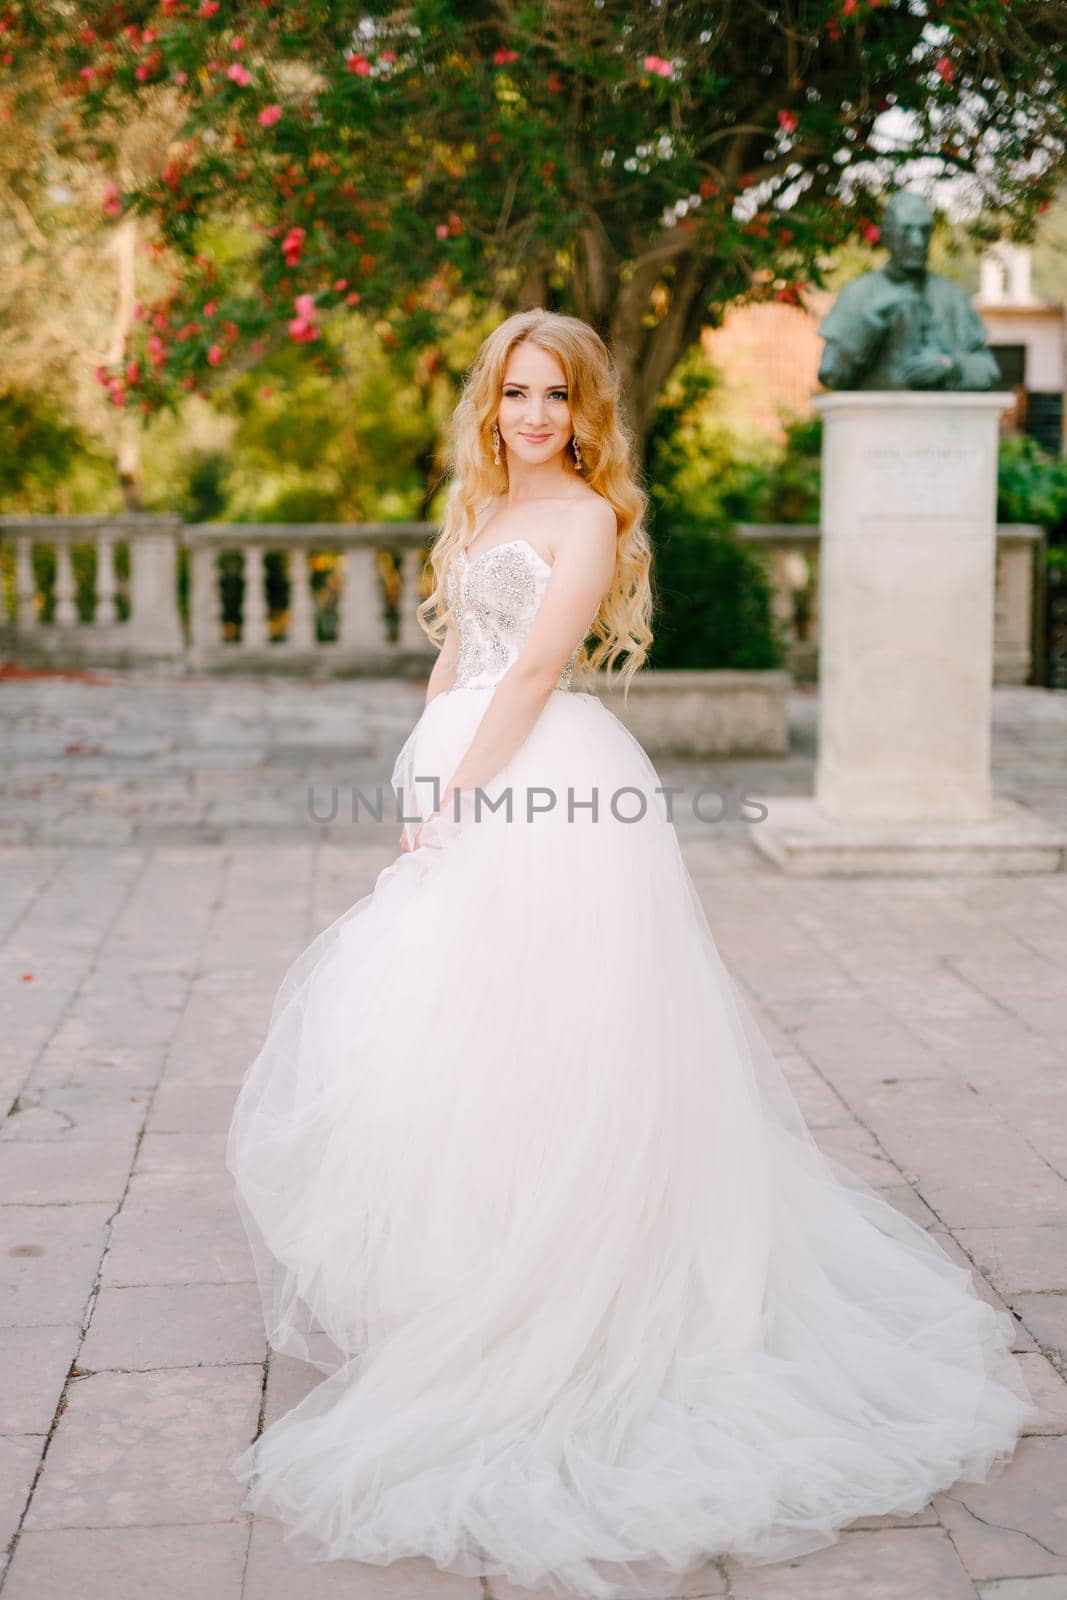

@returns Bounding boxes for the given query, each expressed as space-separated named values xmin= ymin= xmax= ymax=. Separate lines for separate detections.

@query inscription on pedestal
xmin=855 ymin=432 xmax=987 ymax=520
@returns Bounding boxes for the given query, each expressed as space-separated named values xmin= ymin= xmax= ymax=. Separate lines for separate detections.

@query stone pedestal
xmin=750 ymin=392 xmax=1065 ymax=875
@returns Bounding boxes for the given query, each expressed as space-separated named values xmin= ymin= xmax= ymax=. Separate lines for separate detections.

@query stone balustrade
xmin=0 ymin=515 xmax=1044 ymax=686
xmin=0 ymin=515 xmax=185 ymax=669
xmin=183 ymin=522 xmax=431 ymax=675
xmin=735 ymin=522 xmax=1043 ymax=686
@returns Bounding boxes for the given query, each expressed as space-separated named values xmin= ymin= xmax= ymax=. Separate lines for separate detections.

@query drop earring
xmin=491 ymin=423 xmax=502 ymax=466
xmin=571 ymin=435 xmax=583 ymax=473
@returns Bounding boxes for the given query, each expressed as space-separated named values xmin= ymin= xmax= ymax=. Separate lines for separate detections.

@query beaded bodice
xmin=446 ymin=538 xmax=580 ymax=692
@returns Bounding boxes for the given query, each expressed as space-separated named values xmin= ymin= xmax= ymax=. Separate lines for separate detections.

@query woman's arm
xmin=422 ymin=500 xmax=617 ymax=832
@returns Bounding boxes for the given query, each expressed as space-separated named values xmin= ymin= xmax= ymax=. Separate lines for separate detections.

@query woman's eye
xmin=503 ymin=390 xmax=568 ymax=400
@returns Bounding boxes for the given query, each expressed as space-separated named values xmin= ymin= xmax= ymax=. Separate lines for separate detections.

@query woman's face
xmin=496 ymin=342 xmax=574 ymax=468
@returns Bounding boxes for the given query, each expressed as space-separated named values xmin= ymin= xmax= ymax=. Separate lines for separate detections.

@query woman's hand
xmin=400 ymin=787 xmax=456 ymax=853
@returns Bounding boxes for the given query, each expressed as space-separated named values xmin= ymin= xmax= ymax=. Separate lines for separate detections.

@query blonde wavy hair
xmin=416 ymin=308 xmax=653 ymax=699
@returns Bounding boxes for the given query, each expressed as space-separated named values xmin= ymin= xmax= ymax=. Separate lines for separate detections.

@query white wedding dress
xmin=226 ymin=535 xmax=1034 ymax=1599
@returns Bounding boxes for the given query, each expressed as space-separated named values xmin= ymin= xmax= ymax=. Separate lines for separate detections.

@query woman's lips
xmin=521 ymin=433 xmax=551 ymax=441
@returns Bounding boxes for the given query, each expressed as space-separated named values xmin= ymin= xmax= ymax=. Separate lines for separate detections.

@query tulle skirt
xmin=225 ymin=684 xmax=1035 ymax=1599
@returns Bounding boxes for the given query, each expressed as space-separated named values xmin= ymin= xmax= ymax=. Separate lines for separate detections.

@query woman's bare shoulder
xmin=548 ymin=487 xmax=617 ymax=554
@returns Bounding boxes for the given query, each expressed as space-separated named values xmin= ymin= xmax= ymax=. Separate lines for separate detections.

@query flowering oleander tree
xmin=3 ymin=0 xmax=1066 ymax=452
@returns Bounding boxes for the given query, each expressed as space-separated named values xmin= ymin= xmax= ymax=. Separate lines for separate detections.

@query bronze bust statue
xmin=817 ymin=191 xmax=1001 ymax=391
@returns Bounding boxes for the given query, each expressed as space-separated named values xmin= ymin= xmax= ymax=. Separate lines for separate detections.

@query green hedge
xmin=647 ymin=523 xmax=786 ymax=671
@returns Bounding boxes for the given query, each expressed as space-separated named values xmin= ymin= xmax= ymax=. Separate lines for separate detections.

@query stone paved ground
xmin=1 ymin=668 xmax=1066 ymax=1600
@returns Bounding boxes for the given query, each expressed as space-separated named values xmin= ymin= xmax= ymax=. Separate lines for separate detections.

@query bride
xmin=226 ymin=308 xmax=1034 ymax=1598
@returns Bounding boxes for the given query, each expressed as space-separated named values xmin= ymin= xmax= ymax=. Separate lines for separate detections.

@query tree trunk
xmin=106 ymin=213 xmax=143 ymax=510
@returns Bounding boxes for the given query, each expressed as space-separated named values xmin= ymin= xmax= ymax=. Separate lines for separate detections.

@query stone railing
xmin=735 ymin=522 xmax=1043 ymax=686
xmin=0 ymin=515 xmax=1044 ymax=686
xmin=184 ymin=522 xmax=431 ymax=675
xmin=0 ymin=516 xmax=436 ymax=676
xmin=0 ymin=516 xmax=185 ymax=669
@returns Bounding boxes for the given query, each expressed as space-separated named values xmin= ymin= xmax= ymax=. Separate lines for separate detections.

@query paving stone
xmin=726 ymin=1526 xmax=978 ymax=1598
xmin=2 ymin=1523 xmax=247 ymax=1600
xmin=933 ymin=1436 xmax=1067 ymax=1580
xmin=262 ymin=1351 xmax=324 ymax=1429
xmin=244 ymin=1516 xmax=483 ymax=1600
xmin=0 ymin=1085 xmax=150 ymax=1144
xmin=1014 ymin=1354 xmax=1067 ymax=1435
xmin=0 ymin=1139 xmax=134 ymax=1204
xmin=1011 ymin=1295 xmax=1067 ymax=1365
xmin=0 ymin=1204 xmax=111 ymax=1327
xmin=133 ymin=1132 xmax=228 ymax=1177
xmin=101 ymin=1172 xmax=254 ymax=1287
xmin=813 ymin=1121 xmax=903 ymax=1188
xmin=876 ymin=1184 xmax=940 ymax=1231
xmin=978 ymin=1579 xmax=1067 ymax=1599
xmin=24 ymin=1365 xmax=262 ymax=1530
xmin=0 ymin=1324 xmax=78 ymax=1432
xmin=954 ymin=1228 xmax=1067 ymax=1297
xmin=0 ymin=1433 xmax=44 ymax=1552
xmin=144 ymin=1081 xmax=238 ymax=1135
xmin=80 ymin=1282 xmax=265 ymax=1371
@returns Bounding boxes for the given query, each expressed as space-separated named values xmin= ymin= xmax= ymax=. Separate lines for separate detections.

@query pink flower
xmin=332 ymin=278 xmax=348 ymax=291
xmin=133 ymin=302 xmax=144 ymax=320
xmin=777 ymin=109 xmax=798 ymax=134
xmin=199 ymin=0 xmax=220 ymax=15
xmin=492 ymin=48 xmax=518 ymax=65
xmin=642 ymin=54 xmax=673 ymax=78
xmin=135 ymin=65 xmax=150 ymax=81
xmin=258 ymin=103 xmax=282 ymax=126
xmin=142 ymin=28 xmax=156 ymax=44
xmin=94 ymin=365 xmax=108 ymax=386
xmin=345 ymin=291 xmax=361 ymax=306
xmin=125 ymin=360 xmax=140 ymax=384
xmin=935 ymin=55 xmax=954 ymax=83
xmin=174 ymin=70 xmax=188 ymax=85
xmin=862 ymin=222 xmax=881 ymax=243
xmin=288 ymin=294 xmax=320 ymax=343
xmin=346 ymin=53 xmax=371 ymax=75
xmin=281 ymin=225 xmax=306 ymax=265
xmin=153 ymin=312 xmax=168 ymax=331
xmin=103 ymin=182 xmax=122 ymax=218
xmin=230 ymin=35 xmax=245 ymax=50
xmin=435 ymin=223 xmax=449 ymax=239
xmin=227 ymin=62 xmax=251 ymax=86
xmin=207 ymin=344 xmax=223 ymax=366
xmin=260 ymin=385 xmax=274 ymax=399
xmin=380 ymin=50 xmax=396 ymax=63
xmin=79 ymin=66 xmax=95 ymax=83
xmin=203 ymin=301 xmax=217 ymax=316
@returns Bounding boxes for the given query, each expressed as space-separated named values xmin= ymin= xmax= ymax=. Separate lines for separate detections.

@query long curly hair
xmin=416 ymin=308 xmax=653 ymax=698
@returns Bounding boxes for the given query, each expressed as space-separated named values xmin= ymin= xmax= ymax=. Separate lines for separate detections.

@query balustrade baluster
xmin=287 ymin=548 xmax=316 ymax=648
xmin=95 ymin=530 xmax=118 ymax=625
xmin=53 ymin=542 xmax=78 ymax=626
xmin=339 ymin=545 xmax=385 ymax=649
xmin=242 ymin=544 xmax=269 ymax=647
xmin=397 ymin=545 xmax=428 ymax=652
xmin=189 ymin=545 xmax=223 ymax=653
xmin=14 ymin=537 xmax=37 ymax=631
